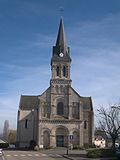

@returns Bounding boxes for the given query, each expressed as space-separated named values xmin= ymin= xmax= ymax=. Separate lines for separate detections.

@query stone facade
xmin=17 ymin=18 xmax=94 ymax=148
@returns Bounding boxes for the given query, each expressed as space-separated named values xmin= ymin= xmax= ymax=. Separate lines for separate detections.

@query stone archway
xmin=43 ymin=130 xmax=50 ymax=149
xmin=56 ymin=126 xmax=69 ymax=147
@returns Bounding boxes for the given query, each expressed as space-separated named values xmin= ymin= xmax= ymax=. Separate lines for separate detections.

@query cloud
xmin=0 ymin=63 xmax=51 ymax=133
xmin=68 ymin=12 xmax=120 ymax=109
xmin=1 ymin=12 xmax=120 ymax=132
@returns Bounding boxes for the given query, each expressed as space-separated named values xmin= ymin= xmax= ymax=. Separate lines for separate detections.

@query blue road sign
xmin=69 ymin=135 xmax=74 ymax=140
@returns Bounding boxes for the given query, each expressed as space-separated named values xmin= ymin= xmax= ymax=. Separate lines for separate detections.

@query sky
xmin=0 ymin=0 xmax=120 ymax=133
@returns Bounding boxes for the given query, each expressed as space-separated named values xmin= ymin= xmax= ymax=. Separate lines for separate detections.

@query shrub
xmin=73 ymin=145 xmax=84 ymax=150
xmin=87 ymin=149 xmax=101 ymax=158
xmin=87 ymin=148 xmax=116 ymax=158
xmin=29 ymin=140 xmax=37 ymax=150
xmin=0 ymin=143 xmax=9 ymax=148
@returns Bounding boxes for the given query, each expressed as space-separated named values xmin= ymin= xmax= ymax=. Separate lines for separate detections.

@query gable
xmin=69 ymin=87 xmax=80 ymax=102
xmin=70 ymin=87 xmax=93 ymax=111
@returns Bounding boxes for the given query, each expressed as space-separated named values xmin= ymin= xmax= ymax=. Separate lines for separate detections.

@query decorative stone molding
xmin=39 ymin=119 xmax=82 ymax=124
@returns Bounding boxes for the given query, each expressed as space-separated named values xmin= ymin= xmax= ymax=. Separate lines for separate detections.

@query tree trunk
xmin=112 ymin=138 xmax=116 ymax=149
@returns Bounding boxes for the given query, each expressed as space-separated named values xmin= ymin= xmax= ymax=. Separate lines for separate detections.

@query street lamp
xmin=31 ymin=109 xmax=35 ymax=140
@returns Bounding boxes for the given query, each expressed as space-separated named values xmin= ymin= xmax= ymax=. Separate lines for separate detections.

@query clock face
xmin=59 ymin=52 xmax=64 ymax=57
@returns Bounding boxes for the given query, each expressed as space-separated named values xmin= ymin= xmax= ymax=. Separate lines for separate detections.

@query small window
xmin=56 ymin=66 xmax=60 ymax=76
xmin=25 ymin=119 xmax=28 ymax=128
xmin=84 ymin=120 xmax=87 ymax=129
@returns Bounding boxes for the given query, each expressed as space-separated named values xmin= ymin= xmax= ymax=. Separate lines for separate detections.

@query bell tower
xmin=50 ymin=18 xmax=72 ymax=86
xmin=50 ymin=18 xmax=72 ymax=119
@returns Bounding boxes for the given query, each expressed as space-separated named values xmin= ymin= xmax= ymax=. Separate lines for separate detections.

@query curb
xmin=63 ymin=155 xmax=75 ymax=160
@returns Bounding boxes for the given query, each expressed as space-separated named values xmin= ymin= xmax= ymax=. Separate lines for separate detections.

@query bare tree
xmin=97 ymin=105 xmax=120 ymax=148
xmin=3 ymin=120 xmax=10 ymax=141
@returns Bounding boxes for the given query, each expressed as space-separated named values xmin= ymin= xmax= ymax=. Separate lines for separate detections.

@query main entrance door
xmin=56 ymin=126 xmax=68 ymax=147
xmin=56 ymin=135 xmax=64 ymax=147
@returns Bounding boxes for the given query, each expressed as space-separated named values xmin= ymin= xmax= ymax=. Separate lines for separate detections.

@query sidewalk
xmin=39 ymin=147 xmax=117 ymax=160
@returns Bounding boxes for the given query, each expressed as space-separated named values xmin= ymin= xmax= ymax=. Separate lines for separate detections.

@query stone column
xmin=69 ymin=105 xmax=72 ymax=119
xmin=79 ymin=100 xmax=84 ymax=147
xmin=37 ymin=123 xmax=41 ymax=148
xmin=80 ymin=100 xmax=83 ymax=121
xmin=68 ymin=65 xmax=70 ymax=79
xmin=39 ymin=101 xmax=43 ymax=119
xmin=50 ymin=135 xmax=56 ymax=148
xmin=79 ymin=122 xmax=84 ymax=147
xmin=52 ymin=65 xmax=55 ymax=79
xmin=50 ymin=105 xmax=56 ymax=118
xmin=50 ymin=129 xmax=56 ymax=148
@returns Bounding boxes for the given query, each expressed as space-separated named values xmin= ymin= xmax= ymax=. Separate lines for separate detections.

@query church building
xmin=17 ymin=18 xmax=94 ymax=148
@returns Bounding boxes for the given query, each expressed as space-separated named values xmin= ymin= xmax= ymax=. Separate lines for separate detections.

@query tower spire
xmin=56 ymin=17 xmax=68 ymax=54
xmin=52 ymin=18 xmax=71 ymax=63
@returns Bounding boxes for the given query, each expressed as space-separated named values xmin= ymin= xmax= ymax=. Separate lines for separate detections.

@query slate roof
xmin=0 ymin=139 xmax=8 ymax=144
xmin=81 ymin=96 xmax=93 ymax=111
xmin=19 ymin=95 xmax=39 ymax=110
xmin=19 ymin=87 xmax=93 ymax=111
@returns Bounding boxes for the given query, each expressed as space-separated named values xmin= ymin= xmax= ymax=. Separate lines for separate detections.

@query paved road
xmin=0 ymin=150 xmax=67 ymax=160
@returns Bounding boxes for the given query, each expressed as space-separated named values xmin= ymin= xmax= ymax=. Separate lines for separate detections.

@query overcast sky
xmin=0 ymin=0 xmax=120 ymax=133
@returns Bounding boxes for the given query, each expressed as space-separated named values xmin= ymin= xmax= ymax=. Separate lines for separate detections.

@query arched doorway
xmin=56 ymin=126 xmax=69 ymax=147
xmin=43 ymin=130 xmax=50 ymax=149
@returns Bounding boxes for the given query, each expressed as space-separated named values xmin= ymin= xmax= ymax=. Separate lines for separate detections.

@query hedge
xmin=87 ymin=148 xmax=116 ymax=158
xmin=0 ymin=143 xmax=9 ymax=148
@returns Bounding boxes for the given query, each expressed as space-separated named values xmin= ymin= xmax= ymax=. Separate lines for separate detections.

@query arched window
xmin=56 ymin=66 xmax=60 ymax=77
xmin=57 ymin=102 xmax=64 ymax=115
xmin=63 ymin=66 xmax=66 ymax=77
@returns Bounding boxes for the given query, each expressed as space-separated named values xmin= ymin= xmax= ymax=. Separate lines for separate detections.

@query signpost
xmin=69 ymin=135 xmax=74 ymax=150
xmin=69 ymin=135 xmax=74 ymax=140
xmin=66 ymin=135 xmax=74 ymax=155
